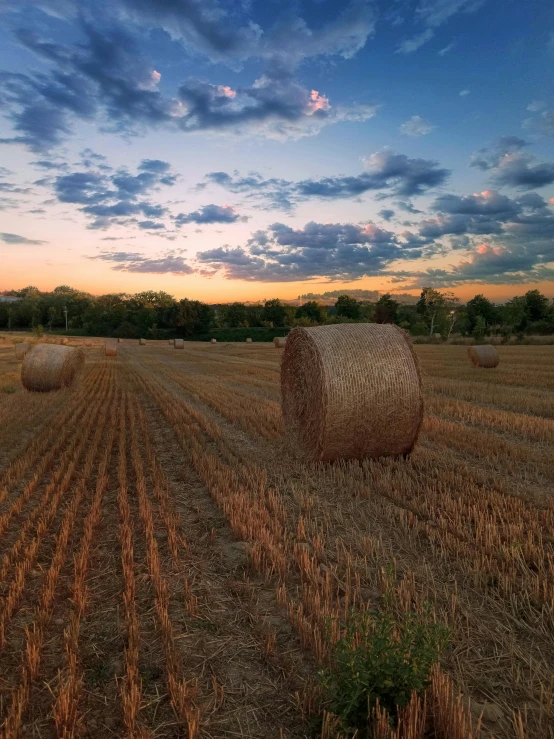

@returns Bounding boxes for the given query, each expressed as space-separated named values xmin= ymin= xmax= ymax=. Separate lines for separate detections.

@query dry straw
xmin=105 ymin=343 xmax=118 ymax=357
xmin=281 ymin=323 xmax=424 ymax=462
xmin=84 ymin=339 xmax=93 ymax=348
xmin=211 ymin=338 xmax=217 ymax=344
xmin=274 ymin=337 xmax=287 ymax=348
xmin=168 ymin=339 xmax=174 ymax=345
xmin=118 ymin=338 xmax=123 ymax=343
xmin=246 ymin=338 xmax=252 ymax=343
xmin=174 ymin=338 xmax=184 ymax=349
xmin=467 ymin=344 xmax=499 ymax=368
xmin=22 ymin=344 xmax=85 ymax=392
xmin=14 ymin=342 xmax=31 ymax=360
xmin=139 ymin=338 xmax=147 ymax=345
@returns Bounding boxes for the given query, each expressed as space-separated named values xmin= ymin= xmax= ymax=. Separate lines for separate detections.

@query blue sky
xmin=0 ymin=0 xmax=553 ymax=302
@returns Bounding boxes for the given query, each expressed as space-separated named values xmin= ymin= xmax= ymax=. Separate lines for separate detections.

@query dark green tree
xmin=335 ymin=295 xmax=361 ymax=319
xmin=465 ymin=294 xmax=497 ymax=333
xmin=263 ymin=299 xmax=287 ymax=326
xmin=524 ymin=289 xmax=549 ymax=322
xmin=374 ymin=293 xmax=399 ymax=324
xmin=296 ymin=301 xmax=326 ymax=323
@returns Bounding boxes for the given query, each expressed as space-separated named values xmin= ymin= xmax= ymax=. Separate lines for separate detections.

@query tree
xmin=472 ymin=315 xmax=486 ymax=341
xmin=416 ymin=288 xmax=456 ymax=336
xmin=465 ymin=294 xmax=496 ymax=333
xmin=335 ymin=295 xmax=361 ymax=319
xmin=296 ymin=301 xmax=326 ymax=323
xmin=224 ymin=302 xmax=248 ymax=327
xmin=524 ymin=289 xmax=549 ymax=322
xmin=47 ymin=306 xmax=57 ymax=331
xmin=374 ymin=294 xmax=399 ymax=324
xmin=263 ymin=299 xmax=287 ymax=326
xmin=176 ymin=299 xmax=214 ymax=335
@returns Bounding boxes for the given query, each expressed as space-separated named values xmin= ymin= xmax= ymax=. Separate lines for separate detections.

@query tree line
xmin=0 ymin=285 xmax=553 ymax=340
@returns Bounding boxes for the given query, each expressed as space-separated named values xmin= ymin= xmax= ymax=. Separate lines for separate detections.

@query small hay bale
xmin=118 ymin=338 xmax=123 ymax=343
xmin=281 ymin=323 xmax=423 ymax=462
xmin=274 ymin=337 xmax=287 ymax=348
xmin=168 ymin=339 xmax=174 ymax=345
xmin=21 ymin=344 xmax=85 ymax=392
xmin=246 ymin=338 xmax=252 ymax=343
xmin=210 ymin=338 xmax=217 ymax=344
xmin=467 ymin=344 xmax=499 ymax=368
xmin=174 ymin=338 xmax=184 ymax=349
xmin=60 ymin=338 xmax=68 ymax=345
xmin=84 ymin=338 xmax=93 ymax=347
xmin=105 ymin=343 xmax=118 ymax=357
xmin=139 ymin=338 xmax=147 ymax=346
xmin=14 ymin=342 xmax=30 ymax=360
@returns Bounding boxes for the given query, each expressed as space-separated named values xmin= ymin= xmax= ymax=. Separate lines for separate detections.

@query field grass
xmin=0 ymin=337 xmax=553 ymax=738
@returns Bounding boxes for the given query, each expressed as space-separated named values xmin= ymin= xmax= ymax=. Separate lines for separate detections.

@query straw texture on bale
xmin=21 ymin=344 xmax=85 ymax=393
xmin=281 ymin=323 xmax=423 ymax=462
xmin=105 ymin=343 xmax=118 ymax=357
xmin=174 ymin=338 xmax=184 ymax=349
xmin=210 ymin=338 xmax=217 ymax=344
xmin=467 ymin=344 xmax=499 ymax=368
xmin=14 ymin=342 xmax=30 ymax=360
xmin=246 ymin=338 xmax=252 ymax=343
xmin=139 ymin=338 xmax=147 ymax=345
xmin=274 ymin=337 xmax=287 ymax=348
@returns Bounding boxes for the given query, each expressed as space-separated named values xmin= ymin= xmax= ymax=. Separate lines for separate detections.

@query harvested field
xmin=0 ymin=340 xmax=553 ymax=738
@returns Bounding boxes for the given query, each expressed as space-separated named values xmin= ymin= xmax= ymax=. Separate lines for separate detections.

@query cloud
xmin=524 ymin=106 xmax=554 ymax=137
xmin=459 ymin=89 xmax=470 ymax=96
xmin=0 ymin=4 xmax=377 ymax=151
xmin=399 ymin=115 xmax=435 ymax=136
xmin=471 ymin=137 xmax=554 ymax=189
xmin=379 ymin=209 xmax=395 ymax=221
xmin=438 ymin=42 xmax=455 ymax=55
xmin=195 ymin=220 xmax=414 ymax=282
xmin=137 ymin=220 xmax=165 ymax=229
xmin=91 ymin=249 xmax=193 ymax=274
xmin=396 ymin=0 xmax=486 ymax=53
xmin=0 ymin=232 xmax=47 ymax=245
xmin=52 ymin=160 xmax=177 ymax=229
xmin=174 ymin=204 xmax=246 ymax=225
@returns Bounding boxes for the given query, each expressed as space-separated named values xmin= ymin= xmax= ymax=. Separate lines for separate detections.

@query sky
xmin=0 ymin=0 xmax=553 ymax=303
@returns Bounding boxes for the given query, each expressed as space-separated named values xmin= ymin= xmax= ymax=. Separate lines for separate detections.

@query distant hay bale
xmin=274 ymin=337 xmax=287 ymax=348
xmin=14 ymin=342 xmax=30 ymax=360
xmin=139 ymin=338 xmax=146 ymax=345
xmin=168 ymin=339 xmax=174 ymax=345
xmin=433 ymin=333 xmax=442 ymax=341
xmin=60 ymin=338 xmax=68 ymax=345
xmin=105 ymin=343 xmax=118 ymax=357
xmin=118 ymin=338 xmax=123 ymax=343
xmin=174 ymin=338 xmax=184 ymax=349
xmin=281 ymin=324 xmax=423 ymax=462
xmin=21 ymin=344 xmax=85 ymax=393
xmin=467 ymin=345 xmax=499 ymax=368
xmin=84 ymin=339 xmax=93 ymax=347
xmin=210 ymin=338 xmax=217 ymax=344
xmin=246 ymin=338 xmax=252 ymax=343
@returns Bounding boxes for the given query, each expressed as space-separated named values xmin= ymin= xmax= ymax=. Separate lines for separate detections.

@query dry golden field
xmin=0 ymin=337 xmax=553 ymax=739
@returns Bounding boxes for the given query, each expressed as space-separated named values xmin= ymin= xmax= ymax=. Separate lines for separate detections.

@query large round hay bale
xmin=210 ymin=338 xmax=217 ymax=344
xmin=274 ymin=337 xmax=287 ymax=348
xmin=105 ymin=343 xmax=118 ymax=357
xmin=174 ymin=339 xmax=184 ymax=349
xmin=467 ymin=345 xmax=499 ymax=368
xmin=21 ymin=344 xmax=85 ymax=392
xmin=246 ymin=338 xmax=252 ymax=343
xmin=281 ymin=324 xmax=423 ymax=462
xmin=14 ymin=342 xmax=30 ymax=360
xmin=139 ymin=338 xmax=146 ymax=346
xmin=84 ymin=338 xmax=93 ymax=348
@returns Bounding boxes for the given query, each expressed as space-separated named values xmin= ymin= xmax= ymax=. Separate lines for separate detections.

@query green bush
xmin=32 ymin=324 xmax=44 ymax=338
xmin=319 ymin=608 xmax=448 ymax=735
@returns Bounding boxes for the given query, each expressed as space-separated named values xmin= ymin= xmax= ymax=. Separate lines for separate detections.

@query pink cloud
xmin=151 ymin=70 xmax=161 ymax=84
xmin=307 ymin=89 xmax=330 ymax=114
xmin=218 ymin=85 xmax=237 ymax=98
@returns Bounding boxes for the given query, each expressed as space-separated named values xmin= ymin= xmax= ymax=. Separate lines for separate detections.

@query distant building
xmin=0 ymin=296 xmax=22 ymax=304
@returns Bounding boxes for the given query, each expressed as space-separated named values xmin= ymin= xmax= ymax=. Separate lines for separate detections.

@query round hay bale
xmin=168 ymin=339 xmax=174 ymax=345
xmin=281 ymin=324 xmax=423 ymax=462
xmin=174 ymin=338 xmax=184 ymax=349
xmin=60 ymin=338 xmax=68 ymax=345
xmin=210 ymin=338 xmax=217 ymax=344
xmin=467 ymin=345 xmax=499 ymax=368
xmin=274 ymin=337 xmax=287 ymax=348
xmin=105 ymin=343 xmax=118 ymax=357
xmin=14 ymin=342 xmax=30 ymax=360
xmin=117 ymin=338 xmax=123 ymax=343
xmin=21 ymin=344 xmax=85 ymax=393
xmin=246 ymin=338 xmax=252 ymax=343
xmin=139 ymin=338 xmax=147 ymax=346
xmin=84 ymin=338 xmax=93 ymax=348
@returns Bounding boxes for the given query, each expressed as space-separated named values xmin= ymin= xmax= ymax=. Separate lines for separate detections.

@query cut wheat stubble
xmin=281 ymin=323 xmax=424 ymax=462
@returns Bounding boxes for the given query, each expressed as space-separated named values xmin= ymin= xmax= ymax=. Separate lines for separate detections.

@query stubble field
xmin=0 ymin=338 xmax=553 ymax=739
